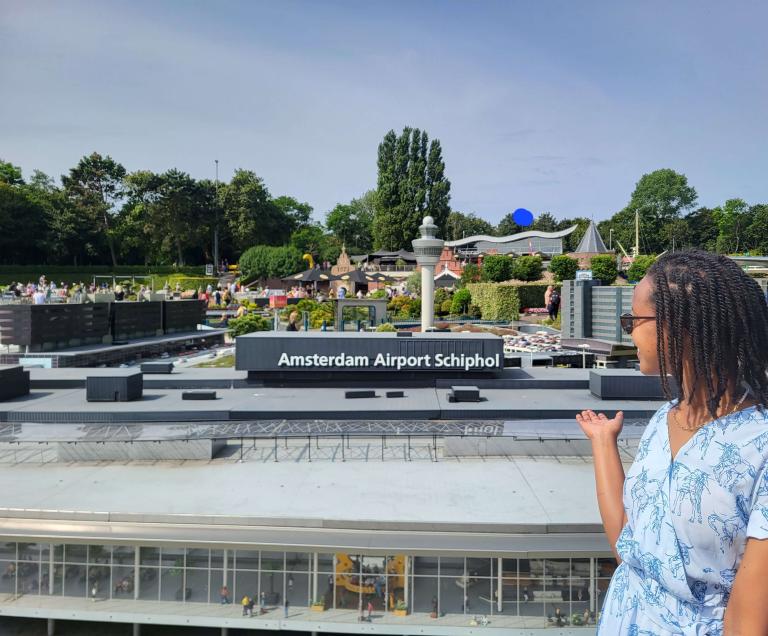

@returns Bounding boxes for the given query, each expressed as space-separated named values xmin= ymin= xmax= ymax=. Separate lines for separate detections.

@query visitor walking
xmin=241 ymin=594 xmax=251 ymax=616
xmin=545 ymin=285 xmax=560 ymax=321
xmin=284 ymin=599 xmax=289 ymax=618
xmin=576 ymin=250 xmax=768 ymax=634
xmin=286 ymin=311 xmax=299 ymax=331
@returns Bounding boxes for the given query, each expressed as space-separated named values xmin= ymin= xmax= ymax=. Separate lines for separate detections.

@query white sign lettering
xmin=277 ymin=351 xmax=500 ymax=372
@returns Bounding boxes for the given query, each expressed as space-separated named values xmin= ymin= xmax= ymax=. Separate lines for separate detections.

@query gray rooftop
xmin=575 ymin=220 xmax=609 ymax=253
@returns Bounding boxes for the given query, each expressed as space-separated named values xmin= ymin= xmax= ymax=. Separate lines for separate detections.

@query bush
xmin=468 ymin=304 xmax=482 ymax=318
xmin=369 ymin=288 xmax=388 ymax=299
xmin=450 ymin=288 xmax=472 ymax=315
xmin=376 ymin=323 xmax=397 ymax=332
xmin=434 ymin=288 xmax=451 ymax=306
xmin=590 ymin=254 xmax=618 ymax=285
xmin=158 ymin=274 xmax=218 ymax=291
xmin=515 ymin=283 xmax=559 ymax=309
xmin=229 ymin=313 xmax=271 ymax=336
xmin=549 ymin=255 xmax=579 ymax=282
xmin=440 ymin=299 xmax=453 ymax=315
xmin=481 ymin=254 xmax=514 ymax=282
xmin=465 ymin=283 xmax=520 ymax=321
xmin=239 ymin=245 xmax=304 ymax=281
xmin=627 ymin=254 xmax=656 ymax=282
xmin=459 ymin=263 xmax=481 ymax=287
xmin=511 ymin=255 xmax=543 ymax=281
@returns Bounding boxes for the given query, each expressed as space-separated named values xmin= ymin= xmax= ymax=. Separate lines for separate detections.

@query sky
xmin=2 ymin=0 xmax=767 ymax=225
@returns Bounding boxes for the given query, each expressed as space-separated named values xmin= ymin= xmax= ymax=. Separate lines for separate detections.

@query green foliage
xmin=387 ymin=295 xmax=421 ymax=319
xmin=627 ymin=255 xmax=656 ymax=282
xmin=373 ymin=127 xmax=451 ymax=250
xmin=159 ymin=274 xmax=218 ymax=290
xmin=325 ymin=191 xmax=375 ymax=252
xmin=375 ymin=322 xmax=397 ymax=332
xmin=515 ymin=283 xmax=558 ymax=309
xmin=481 ymin=254 xmax=514 ymax=282
xmin=439 ymin=299 xmax=453 ymax=315
xmin=465 ymin=283 xmax=520 ymax=321
xmin=229 ymin=313 xmax=271 ymax=336
xmin=433 ymin=287 xmax=451 ymax=306
xmin=511 ymin=255 xmax=543 ymax=281
xmin=445 ymin=211 xmax=493 ymax=241
xmin=450 ymin=288 xmax=472 ymax=315
xmin=459 ymin=263 xmax=481 ymax=287
xmin=549 ymin=255 xmax=579 ymax=282
xmin=0 ymin=160 xmax=24 ymax=185
xmin=590 ymin=254 xmax=618 ymax=285
xmin=713 ymin=198 xmax=750 ymax=254
xmin=495 ymin=213 xmax=521 ymax=237
xmin=239 ymin=245 xmax=304 ymax=281
xmin=405 ymin=270 xmax=421 ymax=294
xmin=369 ymin=288 xmax=388 ymax=299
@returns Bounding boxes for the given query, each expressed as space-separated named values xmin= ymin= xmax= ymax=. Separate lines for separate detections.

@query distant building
xmin=445 ymin=226 xmax=578 ymax=259
xmin=569 ymin=221 xmax=613 ymax=268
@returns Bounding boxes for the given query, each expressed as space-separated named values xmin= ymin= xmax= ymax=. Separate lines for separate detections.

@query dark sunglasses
xmin=619 ymin=313 xmax=655 ymax=335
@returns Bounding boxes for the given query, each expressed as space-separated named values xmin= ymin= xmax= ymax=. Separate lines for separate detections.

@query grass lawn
xmin=194 ymin=353 xmax=235 ymax=368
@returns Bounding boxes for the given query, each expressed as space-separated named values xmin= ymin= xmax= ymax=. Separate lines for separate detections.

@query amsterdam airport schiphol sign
xmin=235 ymin=332 xmax=504 ymax=375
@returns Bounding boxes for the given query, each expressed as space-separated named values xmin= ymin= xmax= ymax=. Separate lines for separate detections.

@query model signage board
xmin=236 ymin=332 xmax=504 ymax=375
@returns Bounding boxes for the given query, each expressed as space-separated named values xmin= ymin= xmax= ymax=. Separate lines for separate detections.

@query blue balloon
xmin=513 ymin=208 xmax=534 ymax=227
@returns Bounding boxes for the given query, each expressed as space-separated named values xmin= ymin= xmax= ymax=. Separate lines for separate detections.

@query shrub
xmin=465 ymin=283 xmax=520 ymax=321
xmin=549 ymin=255 xmax=579 ymax=282
xmin=434 ymin=287 xmax=451 ymax=306
xmin=590 ymin=254 xmax=618 ymax=285
xmin=515 ymin=283 xmax=559 ymax=309
xmin=440 ymin=299 xmax=453 ymax=315
xmin=450 ymin=288 xmax=472 ymax=315
xmin=229 ymin=313 xmax=271 ymax=336
xmin=239 ymin=245 xmax=304 ymax=281
xmin=459 ymin=263 xmax=481 ymax=287
xmin=469 ymin=304 xmax=482 ymax=318
xmin=481 ymin=254 xmax=514 ymax=282
xmin=627 ymin=254 xmax=656 ymax=282
xmin=369 ymin=289 xmax=388 ymax=299
xmin=511 ymin=255 xmax=543 ymax=281
xmin=376 ymin=322 xmax=397 ymax=332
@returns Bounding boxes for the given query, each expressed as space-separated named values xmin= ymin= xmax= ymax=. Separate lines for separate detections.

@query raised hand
xmin=576 ymin=409 xmax=624 ymax=441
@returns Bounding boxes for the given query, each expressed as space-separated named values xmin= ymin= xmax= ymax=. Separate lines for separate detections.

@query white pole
xmin=421 ymin=264 xmax=435 ymax=332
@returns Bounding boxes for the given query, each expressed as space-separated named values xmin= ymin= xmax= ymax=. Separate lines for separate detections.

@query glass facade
xmin=0 ymin=541 xmax=610 ymax=626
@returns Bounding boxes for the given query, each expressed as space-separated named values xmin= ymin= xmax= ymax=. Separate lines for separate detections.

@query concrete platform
xmin=0 ymin=385 xmax=664 ymax=423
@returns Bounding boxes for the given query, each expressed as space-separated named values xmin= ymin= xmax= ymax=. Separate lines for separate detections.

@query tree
xmin=590 ymin=254 xmax=618 ymax=285
xmin=373 ymin=127 xmax=451 ymax=249
xmin=549 ymin=255 xmax=579 ymax=282
xmin=684 ymin=207 xmax=719 ymax=252
xmin=451 ymin=288 xmax=471 ymax=314
xmin=0 ymin=183 xmax=48 ymax=264
xmin=445 ymin=211 xmax=494 ymax=241
xmin=713 ymin=198 xmax=749 ymax=254
xmin=511 ymin=255 xmax=543 ymax=281
xmin=627 ymin=255 xmax=656 ymax=282
xmin=62 ymin=152 xmax=127 ymax=267
xmin=496 ymin=213 xmax=521 ymax=237
xmin=481 ymin=254 xmax=514 ymax=282
xmin=610 ymin=168 xmax=698 ymax=254
xmin=405 ymin=270 xmax=421 ymax=295
xmin=532 ymin=212 xmax=557 ymax=232
xmin=0 ymin=160 xmax=24 ymax=185
xmin=325 ymin=191 xmax=375 ymax=252
xmin=221 ymin=170 xmax=289 ymax=253
xmin=745 ymin=204 xmax=768 ymax=254
xmin=273 ymin=195 xmax=313 ymax=234
xmin=561 ymin=217 xmax=590 ymax=252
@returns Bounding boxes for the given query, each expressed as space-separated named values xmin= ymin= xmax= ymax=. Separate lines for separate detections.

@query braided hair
xmin=646 ymin=249 xmax=768 ymax=417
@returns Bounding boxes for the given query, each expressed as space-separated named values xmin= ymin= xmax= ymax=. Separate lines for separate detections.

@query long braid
xmin=647 ymin=250 xmax=768 ymax=418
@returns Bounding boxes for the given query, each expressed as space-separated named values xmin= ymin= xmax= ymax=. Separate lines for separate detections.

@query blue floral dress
xmin=598 ymin=401 xmax=768 ymax=635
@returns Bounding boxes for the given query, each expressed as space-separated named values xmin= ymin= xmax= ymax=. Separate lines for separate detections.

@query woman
xmin=287 ymin=311 xmax=299 ymax=331
xmin=577 ymin=250 xmax=768 ymax=634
